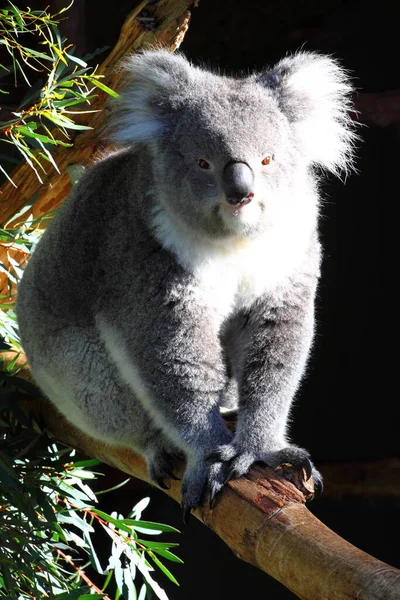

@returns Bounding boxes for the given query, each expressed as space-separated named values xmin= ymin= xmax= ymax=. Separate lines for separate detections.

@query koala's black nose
xmin=222 ymin=161 xmax=254 ymax=206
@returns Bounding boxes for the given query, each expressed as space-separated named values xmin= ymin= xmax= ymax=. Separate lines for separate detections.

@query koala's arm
xmin=212 ymin=253 xmax=320 ymax=487
xmin=237 ymin=280 xmax=315 ymax=447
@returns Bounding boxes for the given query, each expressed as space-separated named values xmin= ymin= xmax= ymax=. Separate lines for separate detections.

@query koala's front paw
xmin=180 ymin=460 xmax=225 ymax=523
xmin=262 ymin=446 xmax=323 ymax=496
xmin=207 ymin=442 xmax=323 ymax=502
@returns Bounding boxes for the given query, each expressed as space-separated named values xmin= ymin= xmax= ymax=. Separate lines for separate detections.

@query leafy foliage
xmin=0 ymin=407 xmax=182 ymax=599
xmin=0 ymin=1 xmax=117 ymax=184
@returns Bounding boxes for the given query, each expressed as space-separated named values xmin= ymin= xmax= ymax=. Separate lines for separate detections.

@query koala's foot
xmin=207 ymin=443 xmax=323 ymax=501
xmin=146 ymin=444 xmax=182 ymax=490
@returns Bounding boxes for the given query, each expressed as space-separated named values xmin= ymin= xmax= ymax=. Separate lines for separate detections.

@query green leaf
xmin=127 ymin=520 xmax=180 ymax=534
xmin=114 ymin=559 xmax=124 ymax=594
xmin=57 ymin=67 xmax=91 ymax=85
xmin=0 ymin=565 xmax=16 ymax=594
xmin=52 ymin=45 xmax=68 ymax=65
xmin=71 ymin=458 xmax=101 ymax=468
xmin=56 ymin=594 xmax=105 ymax=600
xmin=16 ymin=127 xmax=57 ymax=145
xmin=89 ymin=78 xmax=119 ymax=98
xmin=148 ymin=552 xmax=179 ymax=586
xmin=53 ymin=96 xmax=95 ymax=109
xmin=21 ymin=47 xmax=52 ymax=61
xmin=42 ymin=111 xmax=92 ymax=130
xmin=58 ymin=481 xmax=93 ymax=502
xmin=83 ymin=530 xmax=103 ymax=574
xmin=137 ymin=541 xmax=179 ymax=550
xmin=35 ymin=488 xmax=56 ymax=523
xmin=102 ymin=568 xmax=114 ymax=591
xmin=65 ymin=53 xmax=87 ymax=68
xmin=2 ymin=350 xmax=20 ymax=372
xmin=67 ymin=468 xmax=96 ymax=480
xmin=8 ymin=2 xmax=24 ymax=28
xmin=91 ymin=509 xmax=133 ymax=534
xmin=57 ymin=513 xmax=94 ymax=533
xmin=1 ymin=374 xmax=40 ymax=395
xmin=56 ymin=0 xmax=75 ymax=15
xmin=96 ymin=477 xmax=130 ymax=495
xmin=129 ymin=497 xmax=150 ymax=519
xmin=152 ymin=549 xmax=183 ymax=564
xmin=122 ymin=566 xmax=137 ymax=600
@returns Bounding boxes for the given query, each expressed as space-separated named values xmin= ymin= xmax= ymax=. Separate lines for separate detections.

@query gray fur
xmin=16 ymin=50 xmax=356 ymax=511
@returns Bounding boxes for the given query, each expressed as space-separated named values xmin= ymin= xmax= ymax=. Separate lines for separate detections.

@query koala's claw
xmin=156 ymin=477 xmax=170 ymax=490
xmin=182 ymin=505 xmax=192 ymax=525
xmin=303 ymin=457 xmax=313 ymax=480
xmin=148 ymin=449 xmax=179 ymax=488
xmin=209 ymin=479 xmax=224 ymax=509
xmin=223 ymin=460 xmax=243 ymax=484
xmin=311 ymin=468 xmax=324 ymax=497
xmin=273 ymin=449 xmax=323 ymax=495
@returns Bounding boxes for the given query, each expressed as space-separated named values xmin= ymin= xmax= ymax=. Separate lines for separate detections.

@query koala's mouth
xmin=226 ymin=193 xmax=254 ymax=210
xmin=221 ymin=193 xmax=255 ymax=216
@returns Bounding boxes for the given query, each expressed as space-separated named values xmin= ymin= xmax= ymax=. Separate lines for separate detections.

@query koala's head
xmin=110 ymin=50 xmax=356 ymax=239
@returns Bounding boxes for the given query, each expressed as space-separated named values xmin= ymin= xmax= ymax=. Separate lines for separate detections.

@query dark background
xmin=9 ymin=1 xmax=400 ymax=598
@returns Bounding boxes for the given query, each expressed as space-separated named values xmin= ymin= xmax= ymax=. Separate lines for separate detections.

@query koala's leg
xmin=209 ymin=283 xmax=323 ymax=500
xmin=97 ymin=293 xmax=233 ymax=515
xmin=30 ymin=326 xmax=180 ymax=487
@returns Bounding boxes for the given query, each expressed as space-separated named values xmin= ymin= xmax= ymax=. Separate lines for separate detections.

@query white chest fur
xmin=152 ymin=203 xmax=317 ymax=326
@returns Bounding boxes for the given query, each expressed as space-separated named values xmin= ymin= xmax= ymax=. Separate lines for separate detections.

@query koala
xmin=16 ymin=50 xmax=355 ymax=517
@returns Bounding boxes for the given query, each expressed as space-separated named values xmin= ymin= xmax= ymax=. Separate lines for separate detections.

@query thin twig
xmin=55 ymin=547 xmax=111 ymax=599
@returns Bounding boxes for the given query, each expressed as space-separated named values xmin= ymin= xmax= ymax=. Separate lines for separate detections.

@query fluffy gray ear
xmin=108 ymin=50 xmax=193 ymax=145
xmin=257 ymin=53 xmax=357 ymax=175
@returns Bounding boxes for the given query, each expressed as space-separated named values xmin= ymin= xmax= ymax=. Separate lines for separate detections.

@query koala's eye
xmin=198 ymin=158 xmax=211 ymax=170
xmin=261 ymin=155 xmax=272 ymax=166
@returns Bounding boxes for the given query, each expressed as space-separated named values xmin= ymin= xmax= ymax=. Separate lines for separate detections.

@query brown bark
xmin=7 ymin=355 xmax=400 ymax=600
